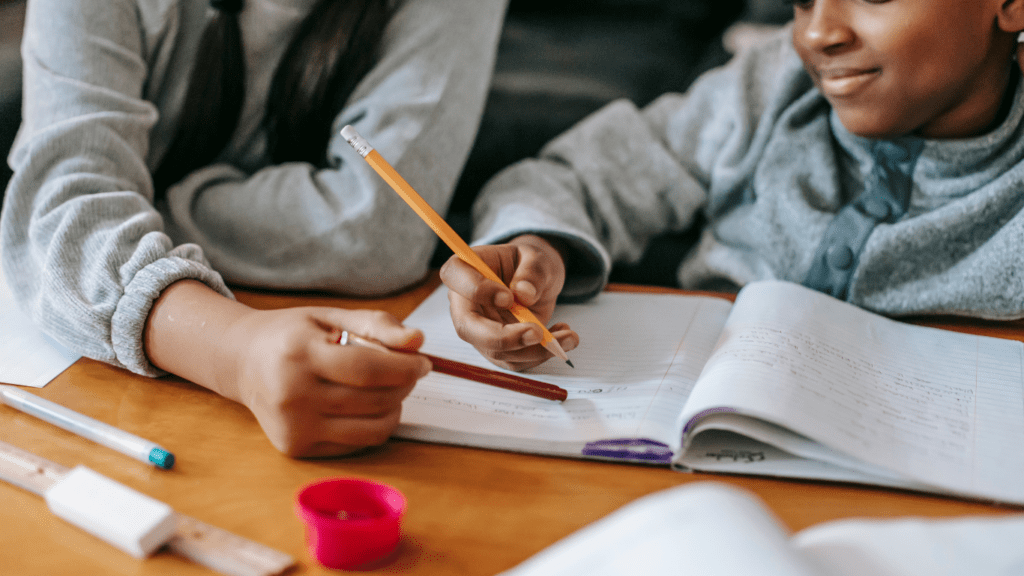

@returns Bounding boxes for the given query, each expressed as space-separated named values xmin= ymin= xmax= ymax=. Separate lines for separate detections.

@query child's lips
xmin=815 ymin=67 xmax=881 ymax=98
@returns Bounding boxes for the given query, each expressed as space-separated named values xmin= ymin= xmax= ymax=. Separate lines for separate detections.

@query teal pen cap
xmin=148 ymin=447 xmax=175 ymax=470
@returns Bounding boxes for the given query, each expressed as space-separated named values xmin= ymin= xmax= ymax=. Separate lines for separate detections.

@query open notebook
xmin=397 ymin=280 xmax=1024 ymax=505
xmin=499 ymin=481 xmax=1024 ymax=576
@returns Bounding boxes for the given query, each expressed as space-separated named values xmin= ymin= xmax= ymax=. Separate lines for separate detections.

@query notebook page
xmin=794 ymin=514 xmax=1024 ymax=576
xmin=678 ymin=280 xmax=1024 ymax=502
xmin=500 ymin=482 xmax=817 ymax=576
xmin=398 ymin=287 xmax=732 ymax=453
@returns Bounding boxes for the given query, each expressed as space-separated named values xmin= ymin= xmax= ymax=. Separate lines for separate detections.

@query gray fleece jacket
xmin=471 ymin=29 xmax=1024 ymax=320
xmin=1 ymin=0 xmax=507 ymax=376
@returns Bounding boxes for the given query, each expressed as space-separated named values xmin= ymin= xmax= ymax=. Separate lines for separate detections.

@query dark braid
xmin=266 ymin=0 xmax=389 ymax=165
xmin=152 ymin=0 xmax=245 ymax=197
xmin=153 ymin=0 xmax=389 ymax=200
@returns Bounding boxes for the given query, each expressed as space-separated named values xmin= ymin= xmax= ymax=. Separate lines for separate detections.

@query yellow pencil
xmin=340 ymin=125 xmax=573 ymax=368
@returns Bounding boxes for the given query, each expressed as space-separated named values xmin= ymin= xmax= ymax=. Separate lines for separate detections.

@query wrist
xmin=144 ymin=280 xmax=253 ymax=403
xmin=214 ymin=306 xmax=264 ymax=405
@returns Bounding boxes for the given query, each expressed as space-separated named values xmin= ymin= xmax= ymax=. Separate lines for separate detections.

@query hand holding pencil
xmin=438 ymin=236 xmax=579 ymax=372
xmin=340 ymin=126 xmax=578 ymax=372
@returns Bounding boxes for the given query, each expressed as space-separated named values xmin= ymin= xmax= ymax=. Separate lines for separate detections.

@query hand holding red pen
xmin=227 ymin=307 xmax=432 ymax=458
xmin=145 ymin=281 xmax=431 ymax=459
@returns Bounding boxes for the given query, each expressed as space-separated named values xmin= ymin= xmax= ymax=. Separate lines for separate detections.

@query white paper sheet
xmin=499 ymin=482 xmax=818 ymax=576
xmin=795 ymin=513 xmax=1024 ymax=576
xmin=500 ymin=481 xmax=1024 ymax=576
xmin=0 ymin=273 xmax=80 ymax=388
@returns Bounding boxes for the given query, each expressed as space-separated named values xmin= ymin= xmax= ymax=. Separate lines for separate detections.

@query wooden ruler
xmin=0 ymin=440 xmax=296 ymax=576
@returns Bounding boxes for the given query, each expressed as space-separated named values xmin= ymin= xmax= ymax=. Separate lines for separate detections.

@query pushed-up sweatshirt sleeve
xmin=470 ymin=31 xmax=809 ymax=301
xmin=0 ymin=0 xmax=507 ymax=376
xmin=162 ymin=0 xmax=508 ymax=296
xmin=0 ymin=0 xmax=233 ymax=377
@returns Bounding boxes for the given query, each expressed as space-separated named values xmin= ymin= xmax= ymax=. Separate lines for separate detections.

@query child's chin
xmin=834 ymin=111 xmax=911 ymax=141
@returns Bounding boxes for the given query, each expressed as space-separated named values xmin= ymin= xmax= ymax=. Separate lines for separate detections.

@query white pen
xmin=0 ymin=384 xmax=174 ymax=469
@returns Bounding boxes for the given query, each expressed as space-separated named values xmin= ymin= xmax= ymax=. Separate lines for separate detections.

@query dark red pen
xmin=334 ymin=330 xmax=568 ymax=402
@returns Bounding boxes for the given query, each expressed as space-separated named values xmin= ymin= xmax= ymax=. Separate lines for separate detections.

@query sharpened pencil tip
xmin=566 ymin=359 xmax=575 ymax=369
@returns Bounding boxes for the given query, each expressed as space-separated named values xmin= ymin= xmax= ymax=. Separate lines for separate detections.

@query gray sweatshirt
xmin=472 ymin=29 xmax=1024 ymax=320
xmin=1 ymin=0 xmax=507 ymax=376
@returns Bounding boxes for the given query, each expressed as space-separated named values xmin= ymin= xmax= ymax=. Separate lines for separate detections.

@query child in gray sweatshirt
xmin=1 ymin=0 xmax=506 ymax=455
xmin=441 ymin=0 xmax=1024 ymax=371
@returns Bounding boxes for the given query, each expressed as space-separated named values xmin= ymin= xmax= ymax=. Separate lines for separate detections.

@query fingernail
xmin=559 ymin=336 xmax=577 ymax=351
xmin=494 ymin=291 xmax=513 ymax=308
xmin=514 ymin=281 xmax=537 ymax=301
xmin=522 ymin=330 xmax=541 ymax=346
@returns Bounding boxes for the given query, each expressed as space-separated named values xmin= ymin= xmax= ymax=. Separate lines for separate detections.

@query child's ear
xmin=998 ymin=0 xmax=1024 ymax=33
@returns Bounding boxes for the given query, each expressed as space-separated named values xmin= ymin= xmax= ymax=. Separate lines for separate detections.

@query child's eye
xmin=782 ymin=0 xmax=814 ymax=8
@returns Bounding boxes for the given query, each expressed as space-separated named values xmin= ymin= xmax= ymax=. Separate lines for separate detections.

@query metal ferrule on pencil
xmin=340 ymin=125 xmax=373 ymax=158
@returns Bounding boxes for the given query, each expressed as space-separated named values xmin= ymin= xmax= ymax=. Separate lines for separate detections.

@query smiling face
xmin=791 ymin=0 xmax=1019 ymax=139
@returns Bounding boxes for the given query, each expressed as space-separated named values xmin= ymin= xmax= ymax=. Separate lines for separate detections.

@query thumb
xmin=354 ymin=311 xmax=425 ymax=352
xmin=317 ymin=308 xmax=425 ymax=352
xmin=508 ymin=239 xmax=564 ymax=308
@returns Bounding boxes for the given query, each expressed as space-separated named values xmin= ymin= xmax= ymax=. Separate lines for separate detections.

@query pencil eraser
xmin=339 ymin=125 xmax=373 ymax=157
xmin=340 ymin=125 xmax=358 ymax=141
xmin=44 ymin=465 xmax=176 ymax=558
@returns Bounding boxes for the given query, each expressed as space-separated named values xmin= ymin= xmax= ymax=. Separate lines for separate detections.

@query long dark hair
xmin=152 ymin=0 xmax=389 ymax=198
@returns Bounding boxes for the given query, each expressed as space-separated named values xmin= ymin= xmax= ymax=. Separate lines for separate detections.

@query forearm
xmin=143 ymin=280 xmax=252 ymax=403
xmin=470 ymin=98 xmax=709 ymax=300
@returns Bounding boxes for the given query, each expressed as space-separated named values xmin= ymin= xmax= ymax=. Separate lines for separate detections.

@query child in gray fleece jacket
xmin=1 ymin=0 xmax=506 ymax=456
xmin=441 ymin=0 xmax=1024 ymax=371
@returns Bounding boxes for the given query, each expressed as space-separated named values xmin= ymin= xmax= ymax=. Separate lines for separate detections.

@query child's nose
xmin=795 ymin=0 xmax=856 ymax=54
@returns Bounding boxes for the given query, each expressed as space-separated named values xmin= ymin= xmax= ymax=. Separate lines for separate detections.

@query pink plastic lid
xmin=295 ymin=477 xmax=406 ymax=570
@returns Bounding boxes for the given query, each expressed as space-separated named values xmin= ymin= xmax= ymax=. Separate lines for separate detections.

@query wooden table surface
xmin=2 ymin=275 xmax=1022 ymax=575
